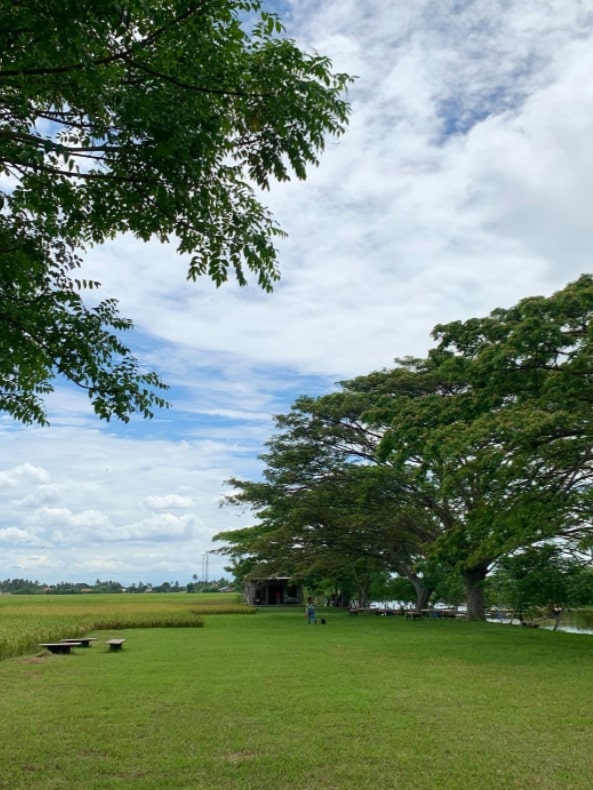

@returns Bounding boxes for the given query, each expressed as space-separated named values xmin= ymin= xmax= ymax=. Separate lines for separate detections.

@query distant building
xmin=243 ymin=576 xmax=303 ymax=606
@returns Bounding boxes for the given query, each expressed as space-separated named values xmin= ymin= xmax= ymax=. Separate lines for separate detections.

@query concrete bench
xmin=39 ymin=642 xmax=81 ymax=655
xmin=106 ymin=639 xmax=126 ymax=651
xmin=60 ymin=637 xmax=98 ymax=648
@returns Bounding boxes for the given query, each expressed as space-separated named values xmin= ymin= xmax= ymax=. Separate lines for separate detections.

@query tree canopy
xmin=216 ymin=277 xmax=593 ymax=620
xmin=0 ymin=0 xmax=352 ymax=423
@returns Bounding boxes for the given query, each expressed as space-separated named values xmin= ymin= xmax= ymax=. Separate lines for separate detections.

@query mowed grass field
xmin=0 ymin=597 xmax=592 ymax=789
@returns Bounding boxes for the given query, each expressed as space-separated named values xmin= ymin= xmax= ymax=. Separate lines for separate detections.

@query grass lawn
xmin=0 ymin=606 xmax=592 ymax=789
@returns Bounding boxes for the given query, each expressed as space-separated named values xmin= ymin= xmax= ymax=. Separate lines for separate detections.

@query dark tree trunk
xmin=409 ymin=574 xmax=434 ymax=613
xmin=415 ymin=585 xmax=432 ymax=613
xmin=337 ymin=580 xmax=353 ymax=608
xmin=463 ymin=563 xmax=490 ymax=621
xmin=358 ymin=584 xmax=369 ymax=609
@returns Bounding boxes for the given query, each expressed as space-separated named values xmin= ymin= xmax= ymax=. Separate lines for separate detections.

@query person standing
xmin=306 ymin=596 xmax=317 ymax=624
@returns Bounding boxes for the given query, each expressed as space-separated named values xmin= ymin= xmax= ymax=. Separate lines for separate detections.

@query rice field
xmin=0 ymin=592 xmax=251 ymax=660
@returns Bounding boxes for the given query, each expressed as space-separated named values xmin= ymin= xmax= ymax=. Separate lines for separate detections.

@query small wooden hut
xmin=243 ymin=576 xmax=303 ymax=606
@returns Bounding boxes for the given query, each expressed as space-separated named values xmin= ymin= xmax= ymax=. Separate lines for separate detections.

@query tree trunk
xmin=402 ymin=569 xmax=434 ymax=612
xmin=357 ymin=583 xmax=369 ymax=609
xmin=409 ymin=573 xmax=433 ymax=613
xmin=463 ymin=563 xmax=490 ymax=621
xmin=390 ymin=564 xmax=434 ymax=613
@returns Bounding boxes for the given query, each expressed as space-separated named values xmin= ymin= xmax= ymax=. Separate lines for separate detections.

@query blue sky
xmin=2 ymin=0 xmax=593 ymax=585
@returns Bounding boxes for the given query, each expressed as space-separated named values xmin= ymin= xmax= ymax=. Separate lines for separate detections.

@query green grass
xmin=0 ymin=604 xmax=592 ymax=788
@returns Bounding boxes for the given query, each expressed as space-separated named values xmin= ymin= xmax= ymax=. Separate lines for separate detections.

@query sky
xmin=2 ymin=0 xmax=593 ymax=586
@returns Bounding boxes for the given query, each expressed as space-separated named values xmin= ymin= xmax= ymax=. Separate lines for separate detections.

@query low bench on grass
xmin=60 ymin=637 xmax=98 ymax=648
xmin=39 ymin=642 xmax=81 ymax=655
xmin=106 ymin=639 xmax=126 ymax=651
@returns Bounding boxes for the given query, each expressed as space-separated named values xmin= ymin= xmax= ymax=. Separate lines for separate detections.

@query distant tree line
xmin=0 ymin=577 xmax=235 ymax=595
xmin=215 ymin=277 xmax=593 ymax=620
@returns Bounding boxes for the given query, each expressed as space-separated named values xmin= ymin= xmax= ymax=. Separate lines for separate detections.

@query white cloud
xmin=0 ymin=463 xmax=51 ymax=489
xmin=145 ymin=495 xmax=194 ymax=510
xmin=69 ymin=510 xmax=111 ymax=529
xmin=0 ymin=527 xmax=44 ymax=547
xmin=25 ymin=507 xmax=73 ymax=528
xmin=102 ymin=513 xmax=202 ymax=542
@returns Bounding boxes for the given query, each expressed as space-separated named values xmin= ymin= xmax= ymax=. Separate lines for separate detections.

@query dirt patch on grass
xmin=220 ymin=751 xmax=259 ymax=764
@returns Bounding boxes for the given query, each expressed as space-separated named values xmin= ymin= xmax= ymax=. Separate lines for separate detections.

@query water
xmin=371 ymin=602 xmax=593 ymax=635
xmin=544 ymin=610 xmax=593 ymax=635
xmin=487 ymin=610 xmax=593 ymax=636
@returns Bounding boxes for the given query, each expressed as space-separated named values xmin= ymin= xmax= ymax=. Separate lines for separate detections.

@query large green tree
xmin=369 ymin=354 xmax=593 ymax=620
xmin=431 ymin=275 xmax=593 ymax=555
xmin=368 ymin=278 xmax=593 ymax=617
xmin=0 ymin=0 xmax=351 ymax=423
xmin=216 ymin=390 xmax=440 ymax=610
xmin=216 ymin=278 xmax=593 ymax=620
xmin=485 ymin=544 xmax=592 ymax=620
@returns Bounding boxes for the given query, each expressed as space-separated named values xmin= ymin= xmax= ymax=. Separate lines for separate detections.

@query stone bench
xmin=39 ymin=642 xmax=81 ymax=655
xmin=60 ymin=637 xmax=98 ymax=648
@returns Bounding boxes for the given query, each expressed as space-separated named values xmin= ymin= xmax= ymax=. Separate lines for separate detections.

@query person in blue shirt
xmin=306 ymin=596 xmax=317 ymax=624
